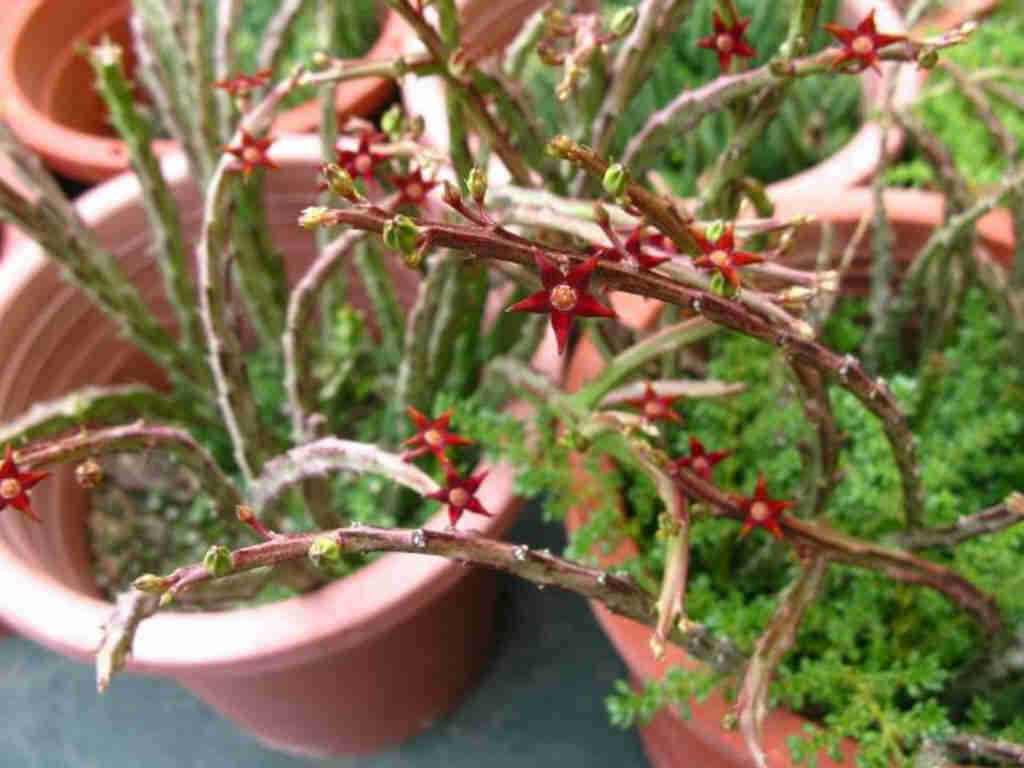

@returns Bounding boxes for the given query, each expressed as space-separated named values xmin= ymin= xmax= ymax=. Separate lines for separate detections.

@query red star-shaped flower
xmin=623 ymin=382 xmax=684 ymax=423
xmin=591 ymin=226 xmax=672 ymax=271
xmin=824 ymin=9 xmax=906 ymax=75
xmin=506 ymin=250 xmax=616 ymax=355
xmin=0 ymin=445 xmax=49 ymax=522
xmin=336 ymin=131 xmax=389 ymax=186
xmin=213 ymin=69 xmax=272 ymax=95
xmin=735 ymin=472 xmax=793 ymax=540
xmin=401 ymin=406 xmax=473 ymax=466
xmin=690 ymin=225 xmax=762 ymax=287
xmin=697 ymin=12 xmax=756 ymax=71
xmin=670 ymin=436 xmax=730 ymax=481
xmin=223 ymin=130 xmax=277 ymax=178
xmin=391 ymin=168 xmax=439 ymax=210
xmin=426 ymin=469 xmax=491 ymax=527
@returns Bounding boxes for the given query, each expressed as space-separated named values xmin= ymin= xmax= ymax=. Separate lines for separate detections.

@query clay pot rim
xmin=563 ymin=185 xmax=1014 ymax=766
xmin=0 ymin=0 xmax=406 ymax=182
xmin=0 ymin=134 xmax=521 ymax=675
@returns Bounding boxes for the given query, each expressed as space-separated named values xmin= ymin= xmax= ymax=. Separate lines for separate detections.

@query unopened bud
xmin=778 ymin=285 xmax=813 ymax=305
xmin=133 ymin=573 xmax=168 ymax=594
xmin=381 ymin=104 xmax=404 ymax=136
xmin=447 ymin=47 xmax=471 ymax=79
xmin=308 ymin=536 xmax=341 ymax=568
xmin=235 ymin=505 xmax=255 ymax=523
xmin=546 ymin=134 xmax=575 ymax=158
xmin=602 ymin=163 xmax=628 ymax=196
xmin=408 ymin=114 xmax=425 ymax=138
xmin=321 ymin=163 xmax=361 ymax=200
xmin=202 ymin=544 xmax=233 ymax=577
xmin=916 ymin=47 xmax=938 ymax=70
xmin=159 ymin=591 xmax=175 ymax=608
xmin=442 ymin=179 xmax=463 ymax=208
xmin=704 ymin=220 xmax=726 ymax=241
xmin=75 ymin=458 xmax=103 ymax=489
xmin=609 ymin=6 xmax=638 ymax=36
xmin=818 ymin=270 xmax=839 ymax=293
xmin=298 ymin=206 xmax=332 ymax=230
xmin=722 ymin=712 xmax=739 ymax=731
xmin=466 ymin=166 xmax=487 ymax=203
xmin=709 ymin=272 xmax=736 ymax=298
xmin=311 ymin=51 xmax=330 ymax=70
xmin=382 ymin=214 xmax=421 ymax=256
xmin=92 ymin=39 xmax=123 ymax=69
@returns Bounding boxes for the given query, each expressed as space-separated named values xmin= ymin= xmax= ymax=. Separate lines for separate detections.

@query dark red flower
xmin=592 ymin=226 xmax=672 ymax=271
xmin=735 ymin=472 xmax=793 ymax=540
xmin=506 ymin=250 xmax=616 ymax=354
xmin=391 ymin=168 xmax=439 ymax=209
xmin=223 ymin=130 xmax=277 ymax=178
xmin=824 ymin=9 xmax=906 ymax=75
xmin=426 ymin=469 xmax=490 ymax=527
xmin=670 ymin=437 xmax=730 ymax=481
xmin=401 ymin=406 xmax=473 ymax=466
xmin=697 ymin=12 xmax=756 ymax=71
xmin=623 ymin=382 xmax=683 ymax=423
xmin=690 ymin=225 xmax=762 ymax=287
xmin=213 ymin=69 xmax=272 ymax=95
xmin=336 ymin=132 xmax=389 ymax=185
xmin=0 ymin=445 xmax=48 ymax=522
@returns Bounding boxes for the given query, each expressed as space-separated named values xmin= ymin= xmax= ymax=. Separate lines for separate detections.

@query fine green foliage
xmin=562 ymin=289 xmax=1024 ymax=765
xmin=887 ymin=2 xmax=1024 ymax=189
xmin=521 ymin=0 xmax=861 ymax=194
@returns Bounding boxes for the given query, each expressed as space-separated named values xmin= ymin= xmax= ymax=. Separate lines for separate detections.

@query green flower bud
xmin=381 ymin=104 xmax=405 ymax=136
xmin=321 ymin=163 xmax=361 ymax=201
xmin=705 ymin=219 xmax=726 ymax=241
xmin=311 ymin=51 xmax=330 ymax=70
xmin=202 ymin=544 xmax=233 ymax=577
xmin=159 ymin=591 xmax=175 ymax=608
xmin=546 ymin=134 xmax=575 ymax=158
xmin=308 ymin=536 xmax=341 ymax=568
xmin=382 ymin=214 xmax=421 ymax=258
xmin=609 ymin=6 xmax=638 ymax=36
xmin=709 ymin=272 xmax=736 ymax=298
xmin=466 ymin=166 xmax=488 ymax=203
xmin=298 ymin=206 xmax=331 ymax=230
xmin=916 ymin=47 xmax=938 ymax=70
xmin=602 ymin=163 xmax=629 ymax=196
xmin=133 ymin=573 xmax=168 ymax=594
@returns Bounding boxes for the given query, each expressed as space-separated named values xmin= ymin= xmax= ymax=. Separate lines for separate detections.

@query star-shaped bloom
xmin=697 ymin=12 xmax=756 ymax=71
xmin=426 ymin=469 xmax=491 ymax=527
xmin=735 ymin=472 xmax=793 ymax=540
xmin=391 ymin=168 xmax=439 ymax=210
xmin=336 ymin=131 xmax=389 ymax=185
xmin=824 ymin=9 xmax=906 ymax=75
xmin=223 ymin=130 xmax=277 ymax=178
xmin=401 ymin=406 xmax=473 ymax=466
xmin=213 ymin=69 xmax=272 ymax=95
xmin=506 ymin=250 xmax=616 ymax=355
xmin=670 ymin=436 xmax=730 ymax=481
xmin=0 ymin=445 xmax=49 ymax=522
xmin=623 ymin=382 xmax=683 ymax=423
xmin=690 ymin=225 xmax=763 ymax=287
xmin=591 ymin=226 xmax=672 ymax=271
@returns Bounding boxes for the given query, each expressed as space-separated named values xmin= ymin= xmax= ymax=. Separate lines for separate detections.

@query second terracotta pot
xmin=563 ymin=187 xmax=1015 ymax=767
xmin=0 ymin=135 xmax=524 ymax=757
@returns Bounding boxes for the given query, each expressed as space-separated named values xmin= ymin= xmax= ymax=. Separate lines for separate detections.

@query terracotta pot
xmin=0 ymin=134 xmax=525 ymax=757
xmin=402 ymin=0 xmax=920 ymax=200
xmin=0 ymin=0 xmax=405 ymax=182
xmin=562 ymin=187 xmax=1014 ymax=768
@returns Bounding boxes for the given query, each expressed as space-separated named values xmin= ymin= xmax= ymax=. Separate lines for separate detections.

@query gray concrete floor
xmin=0 ymin=505 xmax=648 ymax=767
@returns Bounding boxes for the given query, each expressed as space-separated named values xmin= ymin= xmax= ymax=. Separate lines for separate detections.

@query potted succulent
xmin=0 ymin=0 xmax=404 ymax=181
xmin=0 ymin=1 xmax=1022 ymax=767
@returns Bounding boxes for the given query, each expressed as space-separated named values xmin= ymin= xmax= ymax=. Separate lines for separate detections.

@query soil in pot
xmin=550 ymin=201 xmax=1023 ymax=765
xmin=520 ymin=0 xmax=864 ymax=195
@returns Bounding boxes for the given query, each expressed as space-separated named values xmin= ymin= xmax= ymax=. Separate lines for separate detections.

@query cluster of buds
xmin=537 ymin=6 xmax=638 ymax=100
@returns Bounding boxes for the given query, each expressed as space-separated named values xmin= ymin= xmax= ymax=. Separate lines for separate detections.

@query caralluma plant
xmin=0 ymin=0 xmax=1022 ymax=766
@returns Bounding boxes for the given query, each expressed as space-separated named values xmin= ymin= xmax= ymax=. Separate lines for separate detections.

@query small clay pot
xmin=0 ymin=0 xmax=405 ymax=182
xmin=0 ymin=135 xmax=526 ymax=757
xmin=562 ymin=187 xmax=1015 ymax=768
